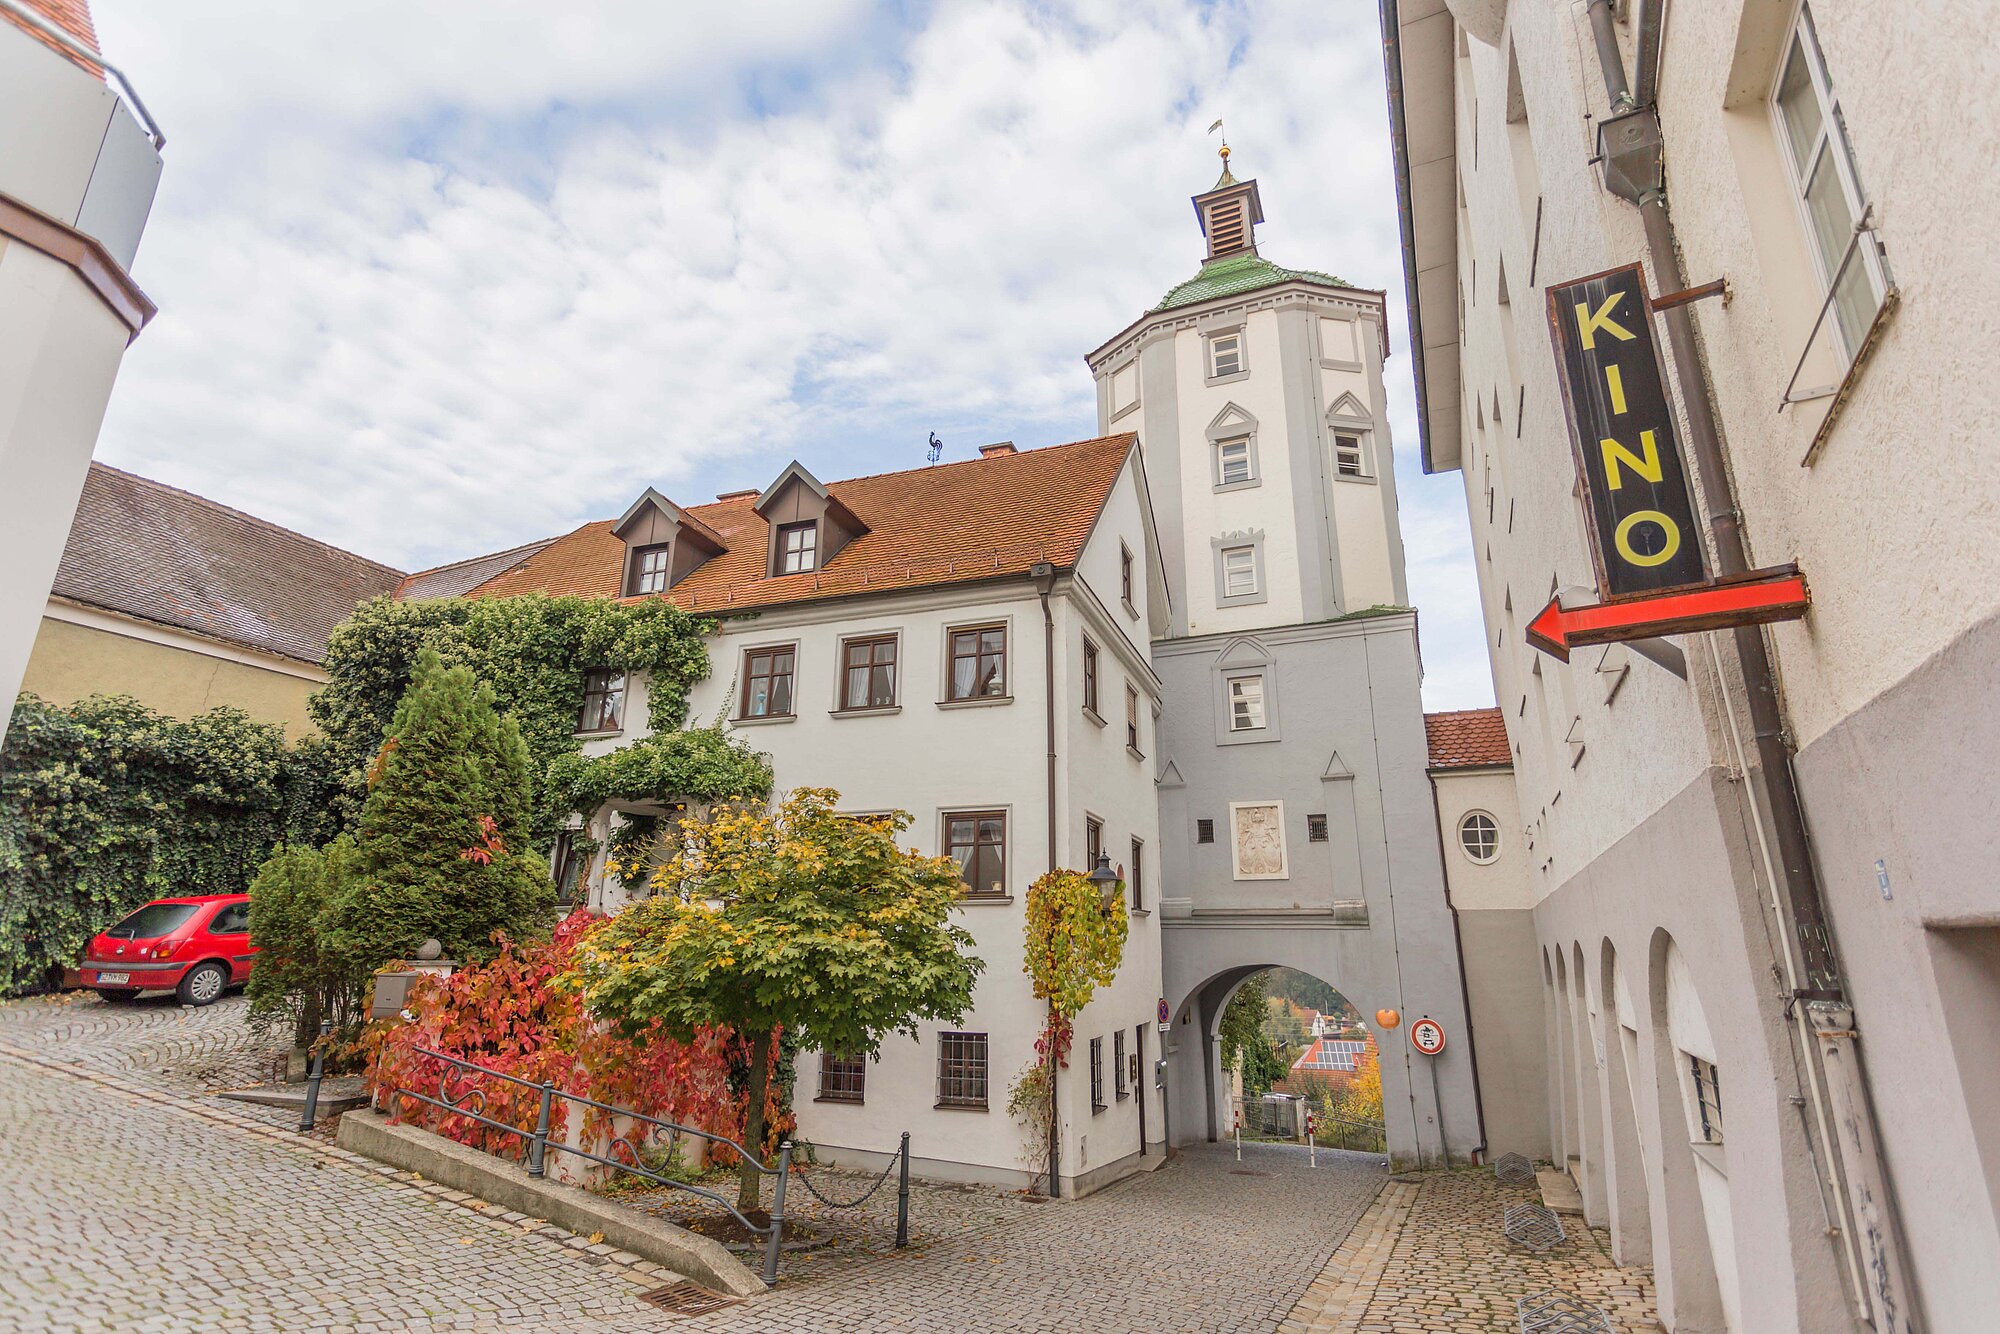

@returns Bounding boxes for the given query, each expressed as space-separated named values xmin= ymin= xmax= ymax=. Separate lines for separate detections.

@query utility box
xmin=368 ymin=959 xmax=457 ymax=1020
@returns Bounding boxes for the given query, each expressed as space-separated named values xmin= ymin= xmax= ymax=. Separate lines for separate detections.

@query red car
xmin=80 ymin=894 xmax=257 ymax=1006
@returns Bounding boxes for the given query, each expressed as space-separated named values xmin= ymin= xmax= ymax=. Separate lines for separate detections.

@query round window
xmin=1458 ymin=811 xmax=1500 ymax=864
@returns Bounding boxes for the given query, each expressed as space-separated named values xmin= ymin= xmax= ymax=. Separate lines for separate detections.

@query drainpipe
xmin=1031 ymin=560 xmax=1061 ymax=1199
xmin=1582 ymin=14 xmax=1924 ymax=1328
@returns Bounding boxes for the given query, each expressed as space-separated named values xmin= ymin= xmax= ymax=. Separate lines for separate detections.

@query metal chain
xmin=789 ymin=1154 xmax=900 ymax=1209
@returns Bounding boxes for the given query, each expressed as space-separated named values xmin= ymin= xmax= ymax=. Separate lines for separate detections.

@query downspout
xmin=1031 ymin=561 xmax=1060 ymax=1198
xmin=1583 ymin=13 xmax=1924 ymax=1328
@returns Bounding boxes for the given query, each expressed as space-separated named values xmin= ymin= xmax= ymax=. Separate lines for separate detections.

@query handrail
xmin=0 ymin=0 xmax=165 ymax=148
xmin=381 ymin=1045 xmax=793 ymax=1284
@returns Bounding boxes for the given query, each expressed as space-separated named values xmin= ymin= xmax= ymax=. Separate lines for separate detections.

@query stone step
xmin=1537 ymin=1165 xmax=1585 ymax=1215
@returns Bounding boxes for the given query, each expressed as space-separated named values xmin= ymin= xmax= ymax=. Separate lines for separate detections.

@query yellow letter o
xmin=1614 ymin=510 xmax=1682 ymax=567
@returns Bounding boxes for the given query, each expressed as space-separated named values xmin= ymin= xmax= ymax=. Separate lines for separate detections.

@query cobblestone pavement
xmin=1280 ymin=1169 xmax=1657 ymax=1332
xmin=0 ymin=994 xmax=1389 ymax=1332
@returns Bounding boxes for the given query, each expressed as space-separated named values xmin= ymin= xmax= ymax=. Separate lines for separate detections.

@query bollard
xmin=528 ymin=1081 xmax=554 ymax=1178
xmin=895 ymin=1131 xmax=911 ymax=1249
xmin=1310 ymin=1128 xmax=1317 ymax=1170
xmin=1234 ymin=1107 xmax=1242 ymax=1161
xmin=762 ymin=1141 xmax=793 ymax=1286
xmin=298 ymin=1018 xmax=331 ymax=1132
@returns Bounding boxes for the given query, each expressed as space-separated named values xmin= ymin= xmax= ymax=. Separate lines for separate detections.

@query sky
xmin=88 ymin=0 xmax=1495 ymax=711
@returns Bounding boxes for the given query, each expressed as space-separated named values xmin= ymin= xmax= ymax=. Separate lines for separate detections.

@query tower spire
xmin=1208 ymin=118 xmax=1236 ymax=188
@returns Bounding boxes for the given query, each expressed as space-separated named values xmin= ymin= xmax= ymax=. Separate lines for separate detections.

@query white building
xmin=0 ymin=0 xmax=163 ymax=742
xmin=429 ymin=435 xmax=1168 ymax=1196
xmin=1389 ymin=0 xmax=2000 ymax=1327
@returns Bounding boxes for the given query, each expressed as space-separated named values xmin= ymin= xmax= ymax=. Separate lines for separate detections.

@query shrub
xmin=245 ymin=837 xmax=365 ymax=1045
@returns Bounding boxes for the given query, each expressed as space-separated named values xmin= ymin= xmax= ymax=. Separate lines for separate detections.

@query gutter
xmin=1378 ymin=0 xmax=1436 ymax=474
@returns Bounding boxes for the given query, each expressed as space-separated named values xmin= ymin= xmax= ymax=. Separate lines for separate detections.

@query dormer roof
xmin=752 ymin=461 xmax=866 ymax=535
xmin=612 ymin=487 xmax=727 ymax=552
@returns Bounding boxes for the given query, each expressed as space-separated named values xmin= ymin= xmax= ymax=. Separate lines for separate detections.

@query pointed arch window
xmin=1326 ymin=392 xmax=1376 ymax=482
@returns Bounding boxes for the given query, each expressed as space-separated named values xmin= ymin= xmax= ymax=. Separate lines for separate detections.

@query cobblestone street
xmin=0 ymin=994 xmax=1651 ymax=1331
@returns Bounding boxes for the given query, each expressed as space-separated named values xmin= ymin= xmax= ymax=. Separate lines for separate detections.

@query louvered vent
xmin=1206 ymin=200 xmax=1247 ymax=256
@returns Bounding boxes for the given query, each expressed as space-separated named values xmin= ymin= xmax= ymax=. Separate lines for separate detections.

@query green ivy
xmin=311 ymin=593 xmax=736 ymax=845
xmin=0 ymin=694 xmax=322 ymax=995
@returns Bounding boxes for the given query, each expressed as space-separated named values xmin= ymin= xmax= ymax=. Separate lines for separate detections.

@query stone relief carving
xmin=1232 ymin=802 xmax=1286 ymax=878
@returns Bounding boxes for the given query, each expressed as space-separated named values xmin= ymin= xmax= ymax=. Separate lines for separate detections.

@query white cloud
xmin=89 ymin=0 xmax=1493 ymax=708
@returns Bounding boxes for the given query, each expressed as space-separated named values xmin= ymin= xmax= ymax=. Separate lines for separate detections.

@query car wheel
xmin=176 ymin=962 xmax=228 ymax=1007
xmin=97 ymin=988 xmax=140 ymax=1003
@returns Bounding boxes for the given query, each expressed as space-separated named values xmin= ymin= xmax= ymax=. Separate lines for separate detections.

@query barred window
xmin=1113 ymin=1030 xmax=1128 ymax=1100
xmin=1196 ymin=818 xmax=1216 ymax=844
xmin=1307 ymin=814 xmax=1329 ymax=843
xmin=1089 ymin=1036 xmax=1106 ymax=1112
xmin=817 ymin=1053 xmax=865 ymax=1104
xmin=937 ymin=1032 xmax=989 ymax=1109
xmin=1689 ymin=1055 xmax=1723 ymax=1143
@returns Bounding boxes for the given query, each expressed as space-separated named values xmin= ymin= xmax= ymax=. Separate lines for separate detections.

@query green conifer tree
xmin=329 ymin=649 xmax=553 ymax=968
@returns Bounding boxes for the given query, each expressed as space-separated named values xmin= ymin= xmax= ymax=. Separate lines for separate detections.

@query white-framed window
xmin=1221 ymin=546 xmax=1258 ymax=599
xmin=1216 ymin=436 xmax=1254 ymax=487
xmin=1770 ymin=4 xmax=1884 ymax=360
xmin=778 ymin=521 xmax=818 ymax=574
xmin=1334 ymin=432 xmax=1367 ymax=478
xmin=1207 ymin=331 xmax=1244 ymax=380
xmin=1227 ymin=675 xmax=1267 ymax=732
xmin=1458 ymin=810 xmax=1500 ymax=864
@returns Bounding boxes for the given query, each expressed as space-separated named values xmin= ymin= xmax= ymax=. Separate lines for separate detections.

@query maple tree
xmin=564 ymin=788 xmax=980 ymax=1211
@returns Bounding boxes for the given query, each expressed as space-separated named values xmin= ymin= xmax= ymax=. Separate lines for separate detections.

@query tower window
xmin=1216 ymin=437 xmax=1254 ymax=487
xmin=778 ymin=521 xmax=818 ymax=574
xmin=1208 ymin=332 xmax=1244 ymax=380
xmin=1206 ymin=199 xmax=1247 ymax=254
xmin=1334 ymin=432 xmax=1367 ymax=478
xmin=1227 ymin=675 xmax=1267 ymax=732
xmin=1221 ymin=546 xmax=1259 ymax=599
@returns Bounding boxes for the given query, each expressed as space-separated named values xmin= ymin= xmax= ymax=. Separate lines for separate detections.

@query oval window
xmin=1458 ymin=811 xmax=1500 ymax=864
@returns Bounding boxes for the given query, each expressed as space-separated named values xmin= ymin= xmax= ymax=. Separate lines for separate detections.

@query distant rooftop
xmin=1153 ymin=251 xmax=1354 ymax=312
xmin=1425 ymin=707 xmax=1512 ymax=769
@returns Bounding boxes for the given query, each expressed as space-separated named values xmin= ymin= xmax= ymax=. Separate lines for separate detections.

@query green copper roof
xmin=1152 ymin=252 xmax=1351 ymax=312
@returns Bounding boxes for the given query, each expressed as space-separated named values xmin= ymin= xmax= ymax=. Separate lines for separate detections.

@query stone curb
xmin=337 ymin=1110 xmax=765 ymax=1298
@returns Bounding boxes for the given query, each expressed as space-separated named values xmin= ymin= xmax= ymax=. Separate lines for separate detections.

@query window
xmin=1458 ymin=811 xmax=1500 ymax=864
xmin=1689 ymin=1054 xmax=1723 ymax=1143
xmin=1228 ymin=675 xmax=1267 ymax=732
xmin=1772 ymin=7 xmax=1883 ymax=360
xmin=1114 ymin=1030 xmax=1128 ymax=1099
xmin=818 ymin=1053 xmax=866 ymax=1103
xmin=1216 ymin=436 xmax=1254 ymax=487
xmin=1307 ymin=814 xmax=1329 ymax=843
xmin=1089 ymin=1037 xmax=1106 ymax=1111
xmin=778 ymin=521 xmax=818 ymax=574
xmin=946 ymin=811 xmax=1007 ymax=898
xmin=1120 ymin=544 xmax=1135 ymax=606
xmin=1125 ymin=684 xmax=1141 ymax=752
xmin=1221 ymin=546 xmax=1259 ymax=600
xmin=551 ymin=831 xmax=586 ymax=906
xmin=1082 ymin=638 xmax=1100 ymax=715
xmin=1129 ymin=837 xmax=1144 ymax=911
xmin=1334 ymin=432 xmax=1367 ymax=478
xmin=1086 ymin=816 xmax=1103 ymax=872
xmin=839 ymin=635 xmax=897 ymax=710
xmin=1208 ymin=331 xmax=1244 ymax=379
xmin=740 ymin=646 xmax=795 ymax=719
xmin=209 ymin=902 xmax=250 ymax=935
xmin=947 ymin=625 xmax=1006 ymax=700
xmin=630 ymin=545 xmax=671 ymax=595
xmin=1196 ymin=818 xmax=1216 ymax=844
xmin=577 ymin=669 xmax=625 ymax=733
xmin=937 ymin=1032 xmax=989 ymax=1108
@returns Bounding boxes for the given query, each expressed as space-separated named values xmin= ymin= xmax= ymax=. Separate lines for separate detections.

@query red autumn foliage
xmin=365 ymin=911 xmax=793 ymax=1172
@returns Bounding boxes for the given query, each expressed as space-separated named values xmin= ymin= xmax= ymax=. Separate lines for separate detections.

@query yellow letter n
xmin=1574 ymin=293 xmax=1636 ymax=350
xmin=1600 ymin=430 xmax=1665 ymax=490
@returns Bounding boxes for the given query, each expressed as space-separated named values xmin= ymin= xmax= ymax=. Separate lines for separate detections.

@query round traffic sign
xmin=1409 ymin=1017 xmax=1447 ymax=1056
xmin=1158 ymin=997 xmax=1171 ymax=1026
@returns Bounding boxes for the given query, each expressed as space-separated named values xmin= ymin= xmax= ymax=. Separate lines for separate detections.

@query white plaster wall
xmin=1429 ymin=767 xmax=1529 ymax=912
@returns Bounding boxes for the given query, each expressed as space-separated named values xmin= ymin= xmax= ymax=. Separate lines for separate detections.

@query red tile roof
xmin=1425 ymin=707 xmax=1511 ymax=769
xmin=5 ymin=0 xmax=103 ymax=78
xmin=462 ymin=434 xmax=1138 ymax=614
xmin=53 ymin=463 xmax=405 ymax=665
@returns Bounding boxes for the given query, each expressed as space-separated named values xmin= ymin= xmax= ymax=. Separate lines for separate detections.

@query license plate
xmin=97 ymin=972 xmax=130 ymax=985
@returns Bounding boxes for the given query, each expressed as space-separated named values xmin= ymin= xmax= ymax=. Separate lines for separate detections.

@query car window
xmin=106 ymin=903 xmax=200 ymax=939
xmin=208 ymin=903 xmax=250 ymax=935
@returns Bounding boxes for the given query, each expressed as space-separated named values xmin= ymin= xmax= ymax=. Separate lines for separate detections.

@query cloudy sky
xmin=89 ymin=0 xmax=1493 ymax=710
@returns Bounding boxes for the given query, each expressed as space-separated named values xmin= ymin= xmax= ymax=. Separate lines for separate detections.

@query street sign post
xmin=1409 ymin=1017 xmax=1447 ymax=1056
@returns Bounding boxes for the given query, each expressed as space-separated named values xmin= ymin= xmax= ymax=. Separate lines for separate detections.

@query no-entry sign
xmin=1409 ymin=1017 xmax=1447 ymax=1056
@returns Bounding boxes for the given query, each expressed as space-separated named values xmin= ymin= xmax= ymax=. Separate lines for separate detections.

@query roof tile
xmin=1425 ymin=707 xmax=1512 ymax=769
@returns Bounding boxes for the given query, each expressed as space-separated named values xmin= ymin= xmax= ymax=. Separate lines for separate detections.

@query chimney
xmin=979 ymin=441 xmax=1018 ymax=459
xmin=715 ymin=487 xmax=759 ymax=501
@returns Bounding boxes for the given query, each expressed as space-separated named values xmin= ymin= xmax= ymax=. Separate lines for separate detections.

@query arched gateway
xmin=1088 ymin=153 xmax=1480 ymax=1171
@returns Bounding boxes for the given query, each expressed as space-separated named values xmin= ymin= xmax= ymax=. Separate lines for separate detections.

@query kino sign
xmin=1530 ymin=263 xmax=1809 ymax=661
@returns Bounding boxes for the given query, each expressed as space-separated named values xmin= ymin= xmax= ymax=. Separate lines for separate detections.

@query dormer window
xmin=778 ymin=521 xmax=818 ymax=574
xmin=630 ymin=545 xmax=671 ymax=595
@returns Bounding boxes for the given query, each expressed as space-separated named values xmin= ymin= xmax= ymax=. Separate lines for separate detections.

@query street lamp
xmin=1087 ymin=853 xmax=1121 ymax=908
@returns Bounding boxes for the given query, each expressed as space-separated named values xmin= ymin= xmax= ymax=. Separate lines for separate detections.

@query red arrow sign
xmin=1527 ymin=567 xmax=1809 ymax=662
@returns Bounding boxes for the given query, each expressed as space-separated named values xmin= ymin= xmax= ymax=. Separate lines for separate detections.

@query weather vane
xmin=926 ymin=432 xmax=943 ymax=467
xmin=1209 ymin=118 xmax=1235 ymax=185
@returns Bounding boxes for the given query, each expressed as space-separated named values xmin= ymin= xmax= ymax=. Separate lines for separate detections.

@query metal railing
xmin=378 ymin=1045 xmax=795 ymax=1284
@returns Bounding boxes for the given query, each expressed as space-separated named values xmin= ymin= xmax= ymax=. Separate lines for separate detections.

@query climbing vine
xmin=310 ymin=593 xmax=732 ymax=845
xmin=0 ymin=694 xmax=324 ymax=995
xmin=1009 ymin=867 xmax=1128 ymax=1191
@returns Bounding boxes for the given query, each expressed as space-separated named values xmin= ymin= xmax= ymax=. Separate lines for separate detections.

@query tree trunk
xmin=738 ymin=1027 xmax=772 ymax=1214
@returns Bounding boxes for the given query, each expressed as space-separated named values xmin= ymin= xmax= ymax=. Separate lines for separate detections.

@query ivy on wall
xmin=0 ymin=694 xmax=323 ymax=995
xmin=311 ymin=593 xmax=756 ymax=845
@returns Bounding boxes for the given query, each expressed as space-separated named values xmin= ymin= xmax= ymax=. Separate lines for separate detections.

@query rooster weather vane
xmin=926 ymin=432 xmax=943 ymax=467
